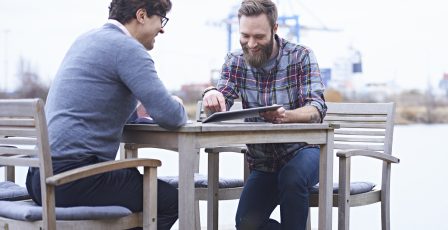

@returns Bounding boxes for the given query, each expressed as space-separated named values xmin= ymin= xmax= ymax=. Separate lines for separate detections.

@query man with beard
xmin=202 ymin=0 xmax=326 ymax=229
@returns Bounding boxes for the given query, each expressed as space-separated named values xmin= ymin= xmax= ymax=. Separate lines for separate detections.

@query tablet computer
xmin=201 ymin=105 xmax=282 ymax=123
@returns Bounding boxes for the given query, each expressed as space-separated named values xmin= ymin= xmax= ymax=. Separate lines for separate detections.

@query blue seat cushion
xmin=160 ymin=174 xmax=244 ymax=188
xmin=0 ymin=181 xmax=30 ymax=201
xmin=0 ymin=200 xmax=133 ymax=221
xmin=310 ymin=181 xmax=376 ymax=195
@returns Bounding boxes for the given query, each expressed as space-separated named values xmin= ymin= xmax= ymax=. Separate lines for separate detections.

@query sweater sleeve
xmin=116 ymin=42 xmax=187 ymax=130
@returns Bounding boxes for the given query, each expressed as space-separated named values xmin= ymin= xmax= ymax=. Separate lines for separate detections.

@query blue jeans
xmin=26 ymin=153 xmax=178 ymax=230
xmin=235 ymin=147 xmax=320 ymax=230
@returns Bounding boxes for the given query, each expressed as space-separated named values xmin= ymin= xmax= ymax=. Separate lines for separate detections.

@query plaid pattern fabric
xmin=217 ymin=35 xmax=327 ymax=172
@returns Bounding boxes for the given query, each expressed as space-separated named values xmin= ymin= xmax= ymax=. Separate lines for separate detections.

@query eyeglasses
xmin=152 ymin=13 xmax=169 ymax=28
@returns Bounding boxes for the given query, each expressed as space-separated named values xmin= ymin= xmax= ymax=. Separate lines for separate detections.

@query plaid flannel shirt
xmin=217 ymin=35 xmax=327 ymax=172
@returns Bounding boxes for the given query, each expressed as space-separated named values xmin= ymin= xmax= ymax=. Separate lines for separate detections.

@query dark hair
xmin=238 ymin=0 xmax=277 ymax=29
xmin=108 ymin=0 xmax=172 ymax=24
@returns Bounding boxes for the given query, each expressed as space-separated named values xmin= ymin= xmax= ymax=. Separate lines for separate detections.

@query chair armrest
xmin=336 ymin=149 xmax=400 ymax=164
xmin=46 ymin=158 xmax=161 ymax=186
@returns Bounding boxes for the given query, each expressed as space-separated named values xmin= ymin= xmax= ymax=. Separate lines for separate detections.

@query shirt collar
xmin=107 ymin=19 xmax=131 ymax=37
xmin=273 ymin=34 xmax=282 ymax=60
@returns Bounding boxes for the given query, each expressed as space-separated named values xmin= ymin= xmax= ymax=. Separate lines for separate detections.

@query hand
xmin=260 ymin=107 xmax=287 ymax=123
xmin=202 ymin=90 xmax=226 ymax=115
xmin=136 ymin=102 xmax=150 ymax=118
xmin=171 ymin=95 xmax=184 ymax=105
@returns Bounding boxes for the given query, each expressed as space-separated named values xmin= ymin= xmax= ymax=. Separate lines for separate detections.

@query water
xmin=3 ymin=124 xmax=447 ymax=229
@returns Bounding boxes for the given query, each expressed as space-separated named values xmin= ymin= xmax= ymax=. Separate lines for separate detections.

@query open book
xmin=201 ymin=105 xmax=282 ymax=123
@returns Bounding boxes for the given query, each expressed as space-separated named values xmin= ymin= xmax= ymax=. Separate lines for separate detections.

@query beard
xmin=241 ymin=35 xmax=274 ymax=68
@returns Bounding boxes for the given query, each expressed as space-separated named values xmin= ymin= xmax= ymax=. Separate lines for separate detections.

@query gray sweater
xmin=45 ymin=23 xmax=187 ymax=160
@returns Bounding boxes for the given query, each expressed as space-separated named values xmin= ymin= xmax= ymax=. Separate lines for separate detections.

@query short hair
xmin=238 ymin=0 xmax=278 ymax=29
xmin=108 ymin=0 xmax=172 ymax=24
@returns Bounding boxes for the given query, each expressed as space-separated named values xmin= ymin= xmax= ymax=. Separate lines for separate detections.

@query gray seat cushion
xmin=0 ymin=200 xmax=132 ymax=221
xmin=0 ymin=181 xmax=30 ymax=201
xmin=160 ymin=174 xmax=244 ymax=188
xmin=310 ymin=181 xmax=376 ymax=195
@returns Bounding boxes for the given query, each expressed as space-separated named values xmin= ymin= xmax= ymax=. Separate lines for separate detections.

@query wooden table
xmin=122 ymin=122 xmax=335 ymax=230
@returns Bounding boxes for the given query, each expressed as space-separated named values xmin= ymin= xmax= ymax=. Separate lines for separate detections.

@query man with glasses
xmin=26 ymin=0 xmax=186 ymax=229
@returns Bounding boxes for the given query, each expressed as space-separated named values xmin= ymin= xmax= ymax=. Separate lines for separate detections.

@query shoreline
xmin=395 ymin=105 xmax=448 ymax=124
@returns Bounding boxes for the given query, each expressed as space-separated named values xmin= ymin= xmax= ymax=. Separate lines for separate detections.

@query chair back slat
xmin=324 ymin=115 xmax=387 ymax=122
xmin=334 ymin=136 xmax=385 ymax=143
xmin=325 ymin=102 xmax=392 ymax=115
xmin=334 ymin=129 xmax=385 ymax=136
xmin=333 ymin=143 xmax=386 ymax=151
xmin=0 ymin=127 xmax=38 ymax=137
xmin=324 ymin=102 xmax=395 ymax=155
xmin=0 ymin=118 xmax=35 ymax=126
xmin=0 ymin=146 xmax=38 ymax=156
xmin=0 ymin=156 xmax=40 ymax=167
xmin=0 ymin=99 xmax=39 ymax=117
xmin=0 ymin=137 xmax=37 ymax=145
xmin=335 ymin=122 xmax=386 ymax=129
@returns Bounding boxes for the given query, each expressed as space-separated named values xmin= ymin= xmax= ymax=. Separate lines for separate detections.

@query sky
xmin=0 ymin=0 xmax=447 ymax=92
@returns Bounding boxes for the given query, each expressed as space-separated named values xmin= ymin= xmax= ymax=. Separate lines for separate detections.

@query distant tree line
xmin=0 ymin=57 xmax=49 ymax=101
xmin=2 ymin=57 xmax=447 ymax=124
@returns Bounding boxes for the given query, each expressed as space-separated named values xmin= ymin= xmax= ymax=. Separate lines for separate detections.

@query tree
xmin=13 ymin=56 xmax=49 ymax=100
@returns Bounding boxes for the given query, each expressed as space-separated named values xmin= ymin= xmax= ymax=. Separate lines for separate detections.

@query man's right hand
xmin=202 ymin=89 xmax=226 ymax=115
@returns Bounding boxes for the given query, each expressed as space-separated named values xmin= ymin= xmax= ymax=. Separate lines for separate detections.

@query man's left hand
xmin=260 ymin=107 xmax=287 ymax=123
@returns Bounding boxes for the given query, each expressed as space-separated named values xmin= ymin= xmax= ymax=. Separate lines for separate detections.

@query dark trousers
xmin=235 ymin=147 xmax=320 ymax=230
xmin=26 ymin=153 xmax=178 ymax=230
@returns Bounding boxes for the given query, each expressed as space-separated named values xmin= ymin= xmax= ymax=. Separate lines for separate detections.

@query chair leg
xmin=381 ymin=162 xmax=392 ymax=230
xmin=143 ymin=167 xmax=158 ymax=230
xmin=119 ymin=143 xmax=126 ymax=160
xmin=338 ymin=157 xmax=351 ymax=230
xmin=195 ymin=200 xmax=201 ymax=230
xmin=207 ymin=152 xmax=219 ymax=230
xmin=193 ymin=150 xmax=202 ymax=230
xmin=5 ymin=166 xmax=15 ymax=182
xmin=120 ymin=143 xmax=139 ymax=159
xmin=381 ymin=198 xmax=391 ymax=230
xmin=243 ymin=154 xmax=250 ymax=182
xmin=306 ymin=207 xmax=312 ymax=230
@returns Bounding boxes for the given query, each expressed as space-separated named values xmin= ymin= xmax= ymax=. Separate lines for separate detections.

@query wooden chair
xmin=189 ymin=101 xmax=400 ymax=230
xmin=0 ymin=98 xmax=161 ymax=230
xmin=121 ymin=100 xmax=248 ymax=230
xmin=307 ymin=102 xmax=400 ymax=230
